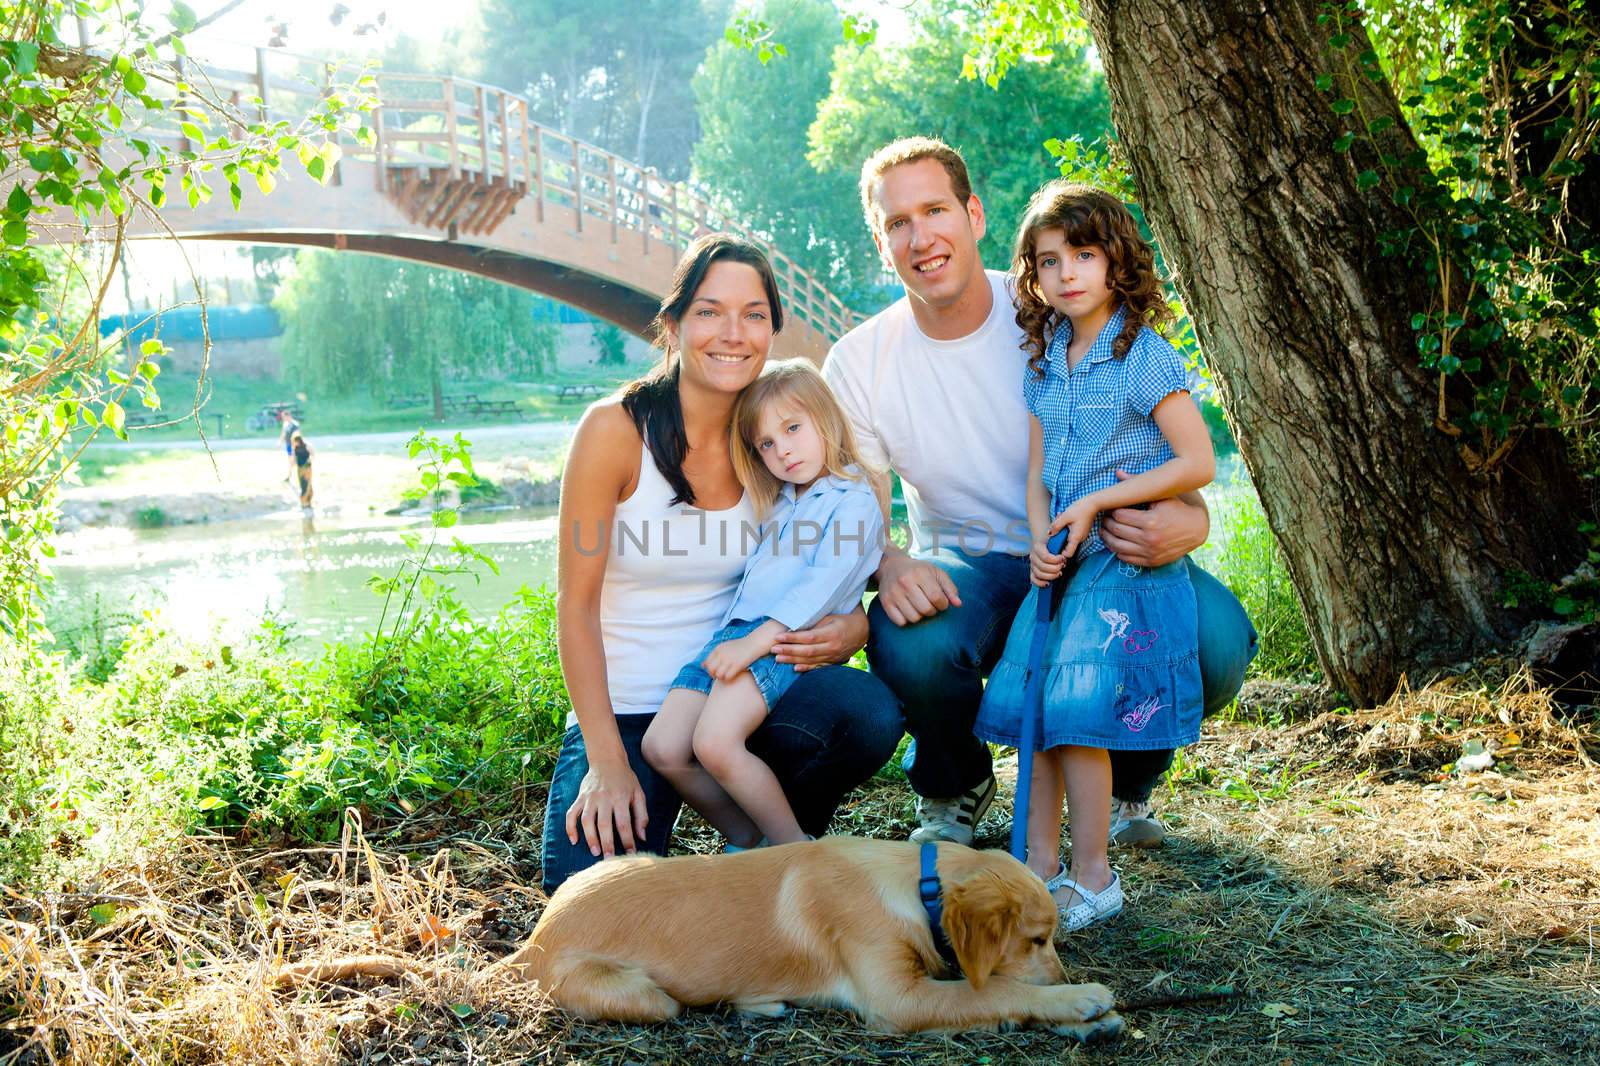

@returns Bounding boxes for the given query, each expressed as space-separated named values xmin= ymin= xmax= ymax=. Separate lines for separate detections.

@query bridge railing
xmin=137 ymin=46 xmax=865 ymax=345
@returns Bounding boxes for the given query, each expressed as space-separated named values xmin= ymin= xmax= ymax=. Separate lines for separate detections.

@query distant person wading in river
xmin=292 ymin=432 xmax=313 ymax=510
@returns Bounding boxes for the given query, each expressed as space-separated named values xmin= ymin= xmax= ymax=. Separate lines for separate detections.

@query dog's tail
xmin=272 ymin=954 xmax=435 ymax=988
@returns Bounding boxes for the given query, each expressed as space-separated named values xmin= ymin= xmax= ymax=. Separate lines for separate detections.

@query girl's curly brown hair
xmin=1011 ymin=180 xmax=1173 ymax=377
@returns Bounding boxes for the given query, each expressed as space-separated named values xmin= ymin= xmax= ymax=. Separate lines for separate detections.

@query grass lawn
xmin=90 ymin=365 xmax=646 ymax=444
xmin=5 ymin=666 xmax=1595 ymax=1064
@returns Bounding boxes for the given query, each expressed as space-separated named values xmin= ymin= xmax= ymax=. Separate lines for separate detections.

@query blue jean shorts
xmin=669 ymin=617 xmax=799 ymax=711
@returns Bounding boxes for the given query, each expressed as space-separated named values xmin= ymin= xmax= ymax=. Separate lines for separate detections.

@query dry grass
xmin=2 ymin=667 xmax=1597 ymax=1065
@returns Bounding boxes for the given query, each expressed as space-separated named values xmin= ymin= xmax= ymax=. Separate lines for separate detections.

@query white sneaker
xmin=1108 ymin=798 xmax=1167 ymax=848
xmin=908 ymin=775 xmax=997 ymax=846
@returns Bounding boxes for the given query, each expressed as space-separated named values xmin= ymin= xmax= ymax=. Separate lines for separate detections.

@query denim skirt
xmin=975 ymin=551 xmax=1202 ymax=752
xmin=669 ymin=617 xmax=799 ymax=711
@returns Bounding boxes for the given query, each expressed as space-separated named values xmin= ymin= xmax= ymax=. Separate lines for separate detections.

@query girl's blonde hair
xmin=1011 ymin=180 xmax=1173 ymax=377
xmin=730 ymin=360 xmax=874 ymax=518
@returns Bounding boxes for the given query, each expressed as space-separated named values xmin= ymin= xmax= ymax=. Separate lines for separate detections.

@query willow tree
xmin=968 ymin=0 xmax=1598 ymax=703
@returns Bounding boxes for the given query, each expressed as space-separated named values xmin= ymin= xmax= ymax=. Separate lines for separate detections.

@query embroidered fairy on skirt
xmin=975 ymin=550 xmax=1203 ymax=752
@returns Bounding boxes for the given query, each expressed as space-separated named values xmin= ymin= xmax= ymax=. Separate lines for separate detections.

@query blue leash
xmin=1010 ymin=529 xmax=1074 ymax=863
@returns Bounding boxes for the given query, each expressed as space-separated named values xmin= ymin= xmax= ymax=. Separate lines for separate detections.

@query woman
xmin=291 ymin=431 xmax=314 ymax=510
xmin=542 ymin=234 xmax=902 ymax=892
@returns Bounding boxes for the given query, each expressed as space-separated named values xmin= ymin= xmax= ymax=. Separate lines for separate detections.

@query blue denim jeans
xmin=868 ymin=549 xmax=1257 ymax=804
xmin=540 ymin=663 xmax=903 ymax=893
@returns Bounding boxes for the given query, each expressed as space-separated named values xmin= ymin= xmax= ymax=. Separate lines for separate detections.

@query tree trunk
xmin=430 ymin=346 xmax=444 ymax=422
xmin=1078 ymin=0 xmax=1586 ymax=703
xmin=634 ymin=55 xmax=661 ymax=168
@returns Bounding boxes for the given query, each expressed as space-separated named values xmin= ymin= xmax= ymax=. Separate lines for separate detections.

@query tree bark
xmin=1078 ymin=0 xmax=1586 ymax=703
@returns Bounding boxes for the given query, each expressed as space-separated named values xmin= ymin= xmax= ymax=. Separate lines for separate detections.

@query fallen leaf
xmin=418 ymin=913 xmax=455 ymax=947
xmin=449 ymin=1002 xmax=473 ymax=1019
xmin=1260 ymin=1002 xmax=1299 ymax=1018
xmin=88 ymin=903 xmax=117 ymax=927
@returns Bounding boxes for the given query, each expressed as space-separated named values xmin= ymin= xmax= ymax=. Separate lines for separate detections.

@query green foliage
xmin=273 ymin=252 xmax=559 ymax=396
xmin=0 ymin=1 xmax=370 ymax=638
xmin=1202 ymin=488 xmax=1321 ymax=681
xmin=591 ymin=320 xmax=629 ymax=366
xmin=132 ymin=504 xmax=166 ymax=528
xmin=694 ymin=0 xmax=867 ymax=300
xmin=1200 ymin=397 xmax=1239 ymax=459
xmin=0 ymin=432 xmax=571 ymax=890
xmin=806 ymin=0 xmax=1112 ymax=300
xmin=0 ymin=587 xmax=569 ymax=890
xmin=959 ymin=0 xmax=1090 ymax=86
xmin=1504 ymin=522 xmax=1600 ymax=622
xmin=473 ymin=0 xmax=721 ymax=176
xmin=700 ymin=0 xmax=1110 ymax=304
xmin=1316 ymin=2 xmax=1598 ymax=470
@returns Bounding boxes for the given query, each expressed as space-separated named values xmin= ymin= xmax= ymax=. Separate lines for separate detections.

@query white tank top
xmin=586 ymin=443 xmax=756 ymax=722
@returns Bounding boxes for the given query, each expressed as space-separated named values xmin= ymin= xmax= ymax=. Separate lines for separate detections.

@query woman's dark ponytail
xmin=620 ymin=361 xmax=694 ymax=506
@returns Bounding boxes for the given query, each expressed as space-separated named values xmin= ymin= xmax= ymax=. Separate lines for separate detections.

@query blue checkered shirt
xmin=1025 ymin=304 xmax=1190 ymax=558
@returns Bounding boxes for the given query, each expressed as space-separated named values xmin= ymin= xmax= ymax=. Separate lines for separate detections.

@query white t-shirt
xmin=823 ymin=270 xmax=1031 ymax=557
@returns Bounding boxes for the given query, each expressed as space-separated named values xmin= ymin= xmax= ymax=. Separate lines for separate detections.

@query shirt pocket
xmin=1074 ymin=401 xmax=1119 ymax=445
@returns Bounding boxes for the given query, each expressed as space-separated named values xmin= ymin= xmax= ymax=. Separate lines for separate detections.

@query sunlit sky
xmin=183 ymin=0 xmax=912 ymax=54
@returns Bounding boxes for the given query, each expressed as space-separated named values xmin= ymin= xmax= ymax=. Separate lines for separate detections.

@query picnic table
xmin=247 ymin=401 xmax=304 ymax=431
xmin=428 ymin=393 xmax=527 ymax=418
xmin=555 ymin=383 xmax=607 ymax=400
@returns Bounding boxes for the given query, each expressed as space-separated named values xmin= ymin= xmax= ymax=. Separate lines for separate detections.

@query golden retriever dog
xmin=499 ymin=836 xmax=1123 ymax=1038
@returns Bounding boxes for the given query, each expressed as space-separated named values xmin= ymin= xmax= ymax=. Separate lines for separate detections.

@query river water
xmin=48 ymin=420 xmax=579 ymax=650
xmin=49 ymin=505 xmax=562 ymax=649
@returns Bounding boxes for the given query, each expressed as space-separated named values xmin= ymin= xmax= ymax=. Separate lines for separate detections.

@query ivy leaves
xmin=1314 ymin=0 xmax=1598 ymax=466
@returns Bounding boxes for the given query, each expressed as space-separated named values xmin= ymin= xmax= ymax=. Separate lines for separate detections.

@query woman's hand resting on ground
xmin=565 ymin=759 xmax=650 ymax=859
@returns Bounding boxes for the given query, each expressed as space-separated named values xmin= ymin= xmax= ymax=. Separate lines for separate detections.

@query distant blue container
xmin=99 ymin=304 xmax=281 ymax=344
xmin=528 ymin=297 xmax=593 ymax=325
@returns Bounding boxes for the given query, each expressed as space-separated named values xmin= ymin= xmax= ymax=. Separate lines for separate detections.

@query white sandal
xmin=1043 ymin=864 xmax=1123 ymax=933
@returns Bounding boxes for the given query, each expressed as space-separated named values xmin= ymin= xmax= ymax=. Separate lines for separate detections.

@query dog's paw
xmin=1061 ymin=981 xmax=1117 ymax=1022
xmin=732 ymin=998 xmax=790 ymax=1019
xmin=1051 ymin=1010 xmax=1124 ymax=1044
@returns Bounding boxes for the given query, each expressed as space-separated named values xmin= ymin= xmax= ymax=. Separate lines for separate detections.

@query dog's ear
xmin=942 ymin=870 xmax=1020 ymax=989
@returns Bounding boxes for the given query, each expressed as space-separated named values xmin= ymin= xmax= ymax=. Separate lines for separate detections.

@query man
xmin=822 ymin=137 xmax=1256 ymax=848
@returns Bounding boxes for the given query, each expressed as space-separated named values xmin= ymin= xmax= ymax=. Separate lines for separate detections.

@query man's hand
xmin=874 ymin=551 xmax=961 ymax=626
xmin=772 ymin=609 xmax=869 ymax=672
xmin=1100 ymin=470 xmax=1210 ymax=568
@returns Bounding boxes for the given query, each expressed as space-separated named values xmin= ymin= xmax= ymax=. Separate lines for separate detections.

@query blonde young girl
xmin=642 ymin=361 xmax=884 ymax=848
xmin=976 ymin=181 xmax=1215 ymax=932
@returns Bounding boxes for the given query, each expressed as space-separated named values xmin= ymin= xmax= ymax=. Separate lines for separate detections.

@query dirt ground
xmin=3 ymin=667 xmax=1597 ymax=1065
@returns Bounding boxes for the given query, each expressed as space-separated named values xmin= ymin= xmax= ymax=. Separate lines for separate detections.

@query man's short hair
xmin=858 ymin=136 xmax=973 ymax=229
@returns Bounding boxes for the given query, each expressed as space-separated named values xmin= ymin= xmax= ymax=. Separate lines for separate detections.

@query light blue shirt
xmin=1025 ymin=304 xmax=1190 ymax=558
xmin=722 ymin=470 xmax=884 ymax=631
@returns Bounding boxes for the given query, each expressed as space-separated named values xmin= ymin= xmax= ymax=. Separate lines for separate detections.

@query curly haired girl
xmin=977 ymin=180 xmax=1215 ymax=934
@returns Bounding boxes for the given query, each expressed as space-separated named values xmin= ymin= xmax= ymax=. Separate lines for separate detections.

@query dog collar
xmin=919 ymin=843 xmax=961 ymax=975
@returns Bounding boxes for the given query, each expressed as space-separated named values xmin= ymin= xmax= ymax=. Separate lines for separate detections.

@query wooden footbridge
xmin=108 ymin=48 xmax=864 ymax=361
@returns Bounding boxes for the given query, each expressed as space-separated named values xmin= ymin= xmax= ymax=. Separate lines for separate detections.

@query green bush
xmin=0 ymin=584 xmax=570 ymax=891
xmin=1201 ymin=485 xmax=1320 ymax=681
xmin=1200 ymin=397 xmax=1238 ymax=459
